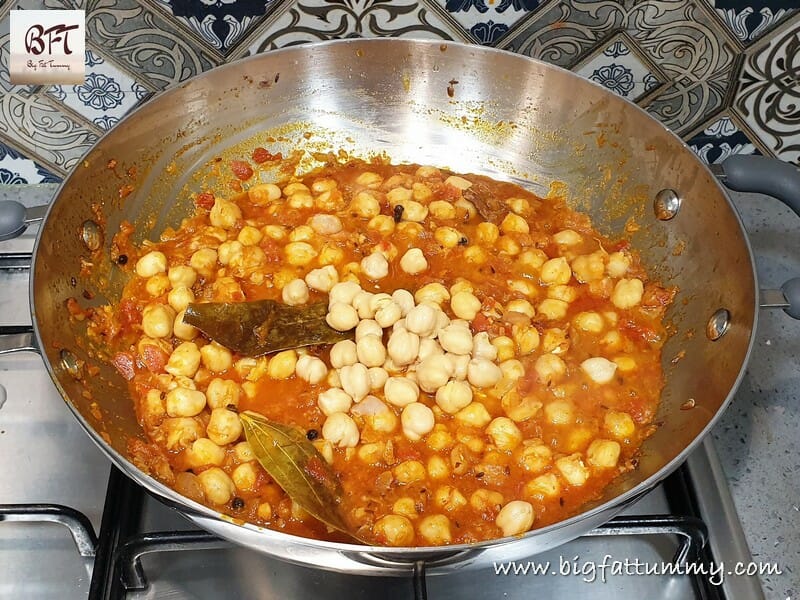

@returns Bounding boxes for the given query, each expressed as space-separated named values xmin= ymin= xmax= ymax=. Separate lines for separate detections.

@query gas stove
xmin=0 ymin=187 xmax=766 ymax=600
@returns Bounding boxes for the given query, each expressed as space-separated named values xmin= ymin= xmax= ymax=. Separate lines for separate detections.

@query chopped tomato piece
xmin=195 ymin=192 xmax=215 ymax=210
xmin=252 ymin=147 xmax=282 ymax=163
xmin=119 ymin=299 xmax=141 ymax=328
xmin=141 ymin=344 xmax=167 ymax=373
xmin=112 ymin=352 xmax=136 ymax=380
xmin=230 ymin=160 xmax=254 ymax=181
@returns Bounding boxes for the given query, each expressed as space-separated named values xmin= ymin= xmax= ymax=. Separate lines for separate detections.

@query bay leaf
xmin=239 ymin=411 xmax=364 ymax=542
xmin=183 ymin=300 xmax=352 ymax=356
xmin=463 ymin=181 xmax=508 ymax=224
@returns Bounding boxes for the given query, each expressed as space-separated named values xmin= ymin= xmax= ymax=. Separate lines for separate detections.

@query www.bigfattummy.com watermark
xmin=494 ymin=555 xmax=782 ymax=587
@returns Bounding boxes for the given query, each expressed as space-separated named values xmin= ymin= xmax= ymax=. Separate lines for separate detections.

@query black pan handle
xmin=0 ymin=201 xmax=47 ymax=241
xmin=714 ymin=155 xmax=800 ymax=217
xmin=714 ymin=156 xmax=800 ymax=320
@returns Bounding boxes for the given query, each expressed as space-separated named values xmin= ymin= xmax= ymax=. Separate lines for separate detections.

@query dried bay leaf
xmin=239 ymin=411 xmax=365 ymax=543
xmin=183 ymin=300 xmax=352 ymax=356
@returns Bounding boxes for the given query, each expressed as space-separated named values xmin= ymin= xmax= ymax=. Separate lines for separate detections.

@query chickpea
xmin=539 ymin=257 xmax=572 ymax=285
xmin=572 ymin=251 xmax=606 ymax=283
xmin=352 ymin=320 xmax=381 ymax=342
xmin=417 ymin=514 xmax=452 ymax=545
xmin=368 ymin=214 xmax=395 ymax=235
xmin=282 ymin=278 xmax=309 ymax=306
xmin=391 ymin=460 xmax=425 ymax=485
xmin=197 ymin=342 xmax=231 ymax=374
xmin=611 ymin=278 xmax=644 ymax=309
xmin=356 ymin=335 xmax=386 ymax=368
xmin=534 ymin=353 xmax=566 ymax=385
xmin=268 ymin=349 xmax=297 ymax=380
xmin=206 ymin=378 xmax=240 ymax=409
xmin=438 ymin=323 xmax=473 ymax=355
xmin=512 ymin=325 xmax=540 ymax=356
xmin=587 ymin=439 xmax=621 ymax=468
xmin=189 ymin=248 xmax=218 ymax=277
xmin=555 ymin=453 xmax=590 ymax=486
xmin=604 ymin=410 xmax=636 ymax=439
xmin=428 ymin=200 xmax=456 ymax=219
xmin=435 ymin=485 xmax=468 ymax=512
xmin=330 ymin=340 xmax=358 ymax=369
xmin=135 ymin=251 xmax=167 ymax=278
xmin=525 ymin=473 xmax=561 ymax=499
xmin=340 ymin=363 xmax=370 ymax=402
xmin=435 ymin=380 xmax=473 ymax=414
xmin=168 ymin=265 xmax=197 ymax=289
xmin=470 ymin=489 xmax=504 ymax=513
xmin=161 ymin=417 xmax=203 ymax=450
xmin=165 ymin=342 xmax=201 ymax=378
xmin=295 ymin=355 xmax=328 ymax=385
xmin=326 ymin=302 xmax=359 ymax=331
xmin=209 ymin=198 xmax=241 ymax=229
xmin=375 ymin=302 xmax=402 ymax=329
xmin=505 ymin=299 xmax=535 ymax=320
xmin=414 ymin=283 xmax=450 ymax=306
xmin=393 ymin=497 xmax=418 ymax=519
xmin=329 ymin=281 xmax=362 ymax=305
xmin=304 ymin=265 xmax=338 ymax=293
xmin=537 ymin=299 xmax=569 ymax=321
xmin=367 ymin=366 xmax=388 ymax=391
xmin=144 ymin=273 xmax=169 ymax=297
xmin=516 ymin=440 xmax=552 ymax=473
xmin=217 ymin=240 xmax=243 ymax=266
xmin=500 ymin=213 xmax=530 ymax=234
xmin=284 ymin=241 xmax=317 ymax=266
xmin=467 ymin=358 xmax=502 ymax=389
xmin=351 ymin=191 xmax=382 ymax=218
xmin=446 ymin=353 xmax=470 ymax=381
xmin=142 ymin=304 xmax=176 ymax=339
xmin=580 ymin=357 xmax=618 ymax=384
xmin=386 ymin=327 xmax=420 ymax=367
xmin=232 ymin=462 xmax=258 ymax=491
xmin=496 ymin=500 xmax=535 ymax=537
xmin=322 ymin=412 xmax=360 ymax=448
xmin=418 ymin=337 xmax=444 ymax=362
xmin=485 ymin=417 xmax=523 ymax=451
xmin=405 ymin=303 xmax=438 ymax=337
xmin=463 ymin=245 xmax=487 ymax=264
xmin=427 ymin=455 xmax=451 ymax=479
xmin=454 ymin=402 xmax=492 ymax=428
xmin=166 ymin=387 xmax=207 ymax=417
xmin=207 ymin=407 xmax=243 ymax=445
xmin=573 ymin=311 xmax=604 ymax=333
xmin=415 ymin=355 xmax=454 ymax=393
xmin=373 ymin=515 xmax=415 ymax=546
xmin=248 ymin=182 xmax=281 ymax=205
xmin=197 ymin=467 xmax=235 ymax=505
xmin=167 ymin=285 xmax=194 ymax=312
xmin=233 ymin=441 xmax=254 ymax=463
xmin=491 ymin=335 xmax=515 ymax=362
xmin=401 ymin=402 xmax=435 ymax=441
xmin=399 ymin=247 xmax=428 ymax=275
xmin=497 ymin=236 xmax=521 ymax=256
xmin=361 ymin=252 xmax=389 ymax=281
xmin=468 ymin=332 xmax=495 ymax=362
xmin=358 ymin=442 xmax=384 ymax=464
xmin=189 ymin=438 xmax=226 ymax=467
xmin=318 ymin=244 xmax=344 ymax=265
xmin=607 ymin=251 xmax=631 ymax=277
xmin=384 ymin=377 xmax=419 ymax=407
xmin=544 ymin=399 xmax=576 ymax=425
xmin=317 ymin=388 xmax=353 ymax=416
xmin=308 ymin=214 xmax=343 ymax=235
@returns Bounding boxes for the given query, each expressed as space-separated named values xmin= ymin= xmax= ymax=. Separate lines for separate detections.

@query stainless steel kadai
xmin=0 ymin=38 xmax=798 ymax=576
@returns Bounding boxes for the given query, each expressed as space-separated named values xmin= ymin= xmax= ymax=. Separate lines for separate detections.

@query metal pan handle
xmin=0 ymin=326 xmax=40 ymax=355
xmin=714 ymin=156 xmax=800 ymax=319
xmin=0 ymin=201 xmax=47 ymax=242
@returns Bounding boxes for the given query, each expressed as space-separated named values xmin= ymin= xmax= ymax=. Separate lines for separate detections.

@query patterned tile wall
xmin=1 ymin=0 xmax=798 ymax=184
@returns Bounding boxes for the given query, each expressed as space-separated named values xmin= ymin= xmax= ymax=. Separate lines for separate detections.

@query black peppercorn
xmin=232 ymin=497 xmax=245 ymax=510
xmin=306 ymin=429 xmax=319 ymax=440
xmin=393 ymin=204 xmax=404 ymax=223
xmin=117 ymin=254 xmax=128 ymax=265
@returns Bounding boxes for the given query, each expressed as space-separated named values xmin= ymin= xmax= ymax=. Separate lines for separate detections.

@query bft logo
xmin=9 ymin=10 xmax=85 ymax=85
xmin=25 ymin=23 xmax=80 ymax=56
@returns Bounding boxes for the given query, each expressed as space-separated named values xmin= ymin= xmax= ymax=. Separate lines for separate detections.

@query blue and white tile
xmin=0 ymin=141 xmax=61 ymax=184
xmin=149 ymin=0 xmax=279 ymax=53
xmin=734 ymin=14 xmax=800 ymax=163
xmin=432 ymin=0 xmax=542 ymax=45
xmin=688 ymin=115 xmax=760 ymax=164
xmin=238 ymin=0 xmax=467 ymax=56
xmin=575 ymin=37 xmax=664 ymax=102
xmin=46 ymin=50 xmax=150 ymax=131
xmin=711 ymin=0 xmax=797 ymax=44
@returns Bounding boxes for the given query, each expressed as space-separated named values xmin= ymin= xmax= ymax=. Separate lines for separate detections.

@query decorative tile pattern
xmin=47 ymin=50 xmax=150 ymax=130
xmin=431 ymin=0 xmax=541 ymax=45
xmin=0 ymin=92 xmax=98 ymax=176
xmin=711 ymin=0 xmax=796 ymax=44
xmin=733 ymin=14 xmax=800 ymax=163
xmin=688 ymin=114 xmax=760 ymax=164
xmin=149 ymin=0 xmax=279 ymax=53
xmin=238 ymin=0 xmax=467 ymax=55
xmin=80 ymin=0 xmax=221 ymax=91
xmin=575 ymin=36 xmax=665 ymax=101
xmin=0 ymin=140 xmax=61 ymax=184
xmin=502 ymin=0 xmax=738 ymax=134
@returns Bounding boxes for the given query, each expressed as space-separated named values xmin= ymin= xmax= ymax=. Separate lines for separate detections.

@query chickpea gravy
xmin=91 ymin=156 xmax=675 ymax=547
